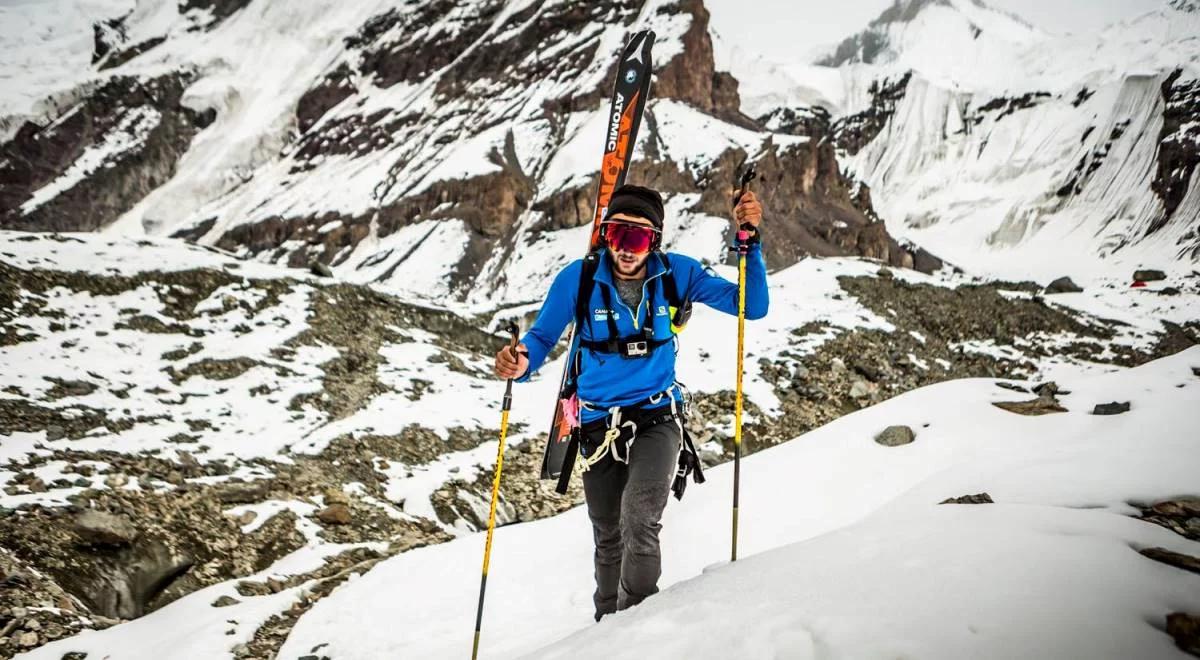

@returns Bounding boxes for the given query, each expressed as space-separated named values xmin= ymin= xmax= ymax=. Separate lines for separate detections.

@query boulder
xmin=993 ymin=391 xmax=1068 ymax=416
xmin=310 ymin=261 xmax=334 ymax=278
xmin=1092 ymin=401 xmax=1131 ymax=415
xmin=211 ymin=595 xmax=241 ymax=607
xmin=323 ymin=487 xmax=350 ymax=505
xmin=874 ymin=425 xmax=915 ymax=447
xmin=73 ymin=510 xmax=138 ymax=546
xmin=317 ymin=503 xmax=352 ymax=525
xmin=1133 ymin=269 xmax=1167 ymax=282
xmin=849 ymin=380 xmax=872 ymax=399
xmin=1044 ymin=276 xmax=1082 ymax=294
xmin=214 ymin=480 xmax=268 ymax=504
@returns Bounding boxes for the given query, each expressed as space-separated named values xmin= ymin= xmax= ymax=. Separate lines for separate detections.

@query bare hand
xmin=733 ymin=190 xmax=762 ymax=230
xmin=493 ymin=342 xmax=529 ymax=380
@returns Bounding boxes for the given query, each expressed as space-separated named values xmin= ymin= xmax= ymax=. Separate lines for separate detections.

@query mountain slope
xmin=719 ymin=0 xmax=1200 ymax=281
xmin=1 ymin=0 xmax=937 ymax=314
xmin=21 ymin=346 xmax=1197 ymax=659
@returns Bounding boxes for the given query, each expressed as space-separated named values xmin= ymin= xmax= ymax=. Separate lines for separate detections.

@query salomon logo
xmin=624 ymin=68 xmax=637 ymax=84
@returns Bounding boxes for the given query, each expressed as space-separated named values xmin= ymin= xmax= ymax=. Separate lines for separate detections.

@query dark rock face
xmin=688 ymin=140 xmax=940 ymax=272
xmin=0 ymin=73 xmax=210 ymax=233
xmin=295 ymin=64 xmax=358 ymax=134
xmin=1151 ymin=70 xmax=1200 ymax=239
xmin=651 ymin=0 xmax=754 ymax=127
xmin=436 ymin=1 xmax=639 ymax=111
xmin=179 ymin=0 xmax=252 ymax=25
xmin=92 ymin=16 xmax=128 ymax=64
xmin=1045 ymin=276 xmax=1083 ymax=294
xmin=974 ymin=92 xmax=1052 ymax=122
xmin=98 ymin=36 xmax=167 ymax=71
xmin=831 ymin=73 xmax=912 ymax=155
xmin=759 ymin=106 xmax=832 ymax=138
xmin=351 ymin=0 xmax=503 ymax=91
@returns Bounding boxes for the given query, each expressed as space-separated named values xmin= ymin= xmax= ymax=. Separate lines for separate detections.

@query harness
xmin=553 ymin=251 xmax=705 ymax=499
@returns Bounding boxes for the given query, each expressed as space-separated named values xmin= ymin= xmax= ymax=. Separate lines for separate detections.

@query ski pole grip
xmin=502 ymin=321 xmax=519 ymax=409
xmin=506 ymin=321 xmax=519 ymax=354
xmin=733 ymin=164 xmax=757 ymax=208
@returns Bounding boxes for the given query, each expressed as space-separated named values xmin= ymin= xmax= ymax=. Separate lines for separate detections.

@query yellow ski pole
xmin=472 ymin=322 xmax=519 ymax=660
xmin=731 ymin=165 xmax=756 ymax=563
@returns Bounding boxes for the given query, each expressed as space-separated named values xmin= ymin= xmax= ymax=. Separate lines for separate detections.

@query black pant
xmin=580 ymin=417 xmax=681 ymax=621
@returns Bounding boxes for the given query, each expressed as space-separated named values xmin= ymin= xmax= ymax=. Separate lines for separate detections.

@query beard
xmin=610 ymin=249 xmax=649 ymax=278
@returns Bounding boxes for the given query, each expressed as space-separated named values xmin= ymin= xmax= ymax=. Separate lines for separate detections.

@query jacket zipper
xmin=602 ymin=269 xmax=665 ymax=332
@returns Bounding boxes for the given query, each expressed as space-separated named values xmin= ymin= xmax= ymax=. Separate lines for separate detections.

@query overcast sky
xmin=706 ymin=0 xmax=1166 ymax=62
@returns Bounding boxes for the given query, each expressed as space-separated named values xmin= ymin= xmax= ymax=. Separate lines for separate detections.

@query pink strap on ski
xmin=562 ymin=394 xmax=581 ymax=429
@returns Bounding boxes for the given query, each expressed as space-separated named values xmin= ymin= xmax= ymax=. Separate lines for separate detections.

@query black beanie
xmin=605 ymin=184 xmax=665 ymax=230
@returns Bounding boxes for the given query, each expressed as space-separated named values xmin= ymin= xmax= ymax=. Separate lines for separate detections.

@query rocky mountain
xmin=0 ymin=0 xmax=934 ymax=313
xmin=729 ymin=0 xmax=1200 ymax=281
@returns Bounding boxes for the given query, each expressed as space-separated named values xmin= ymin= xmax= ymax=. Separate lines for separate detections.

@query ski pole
xmin=731 ymin=165 xmax=757 ymax=562
xmin=472 ymin=322 xmax=519 ymax=660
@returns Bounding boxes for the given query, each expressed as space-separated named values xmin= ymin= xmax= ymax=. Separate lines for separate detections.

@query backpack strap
xmin=569 ymin=250 xmax=604 ymax=380
xmin=575 ymin=250 xmax=603 ymax=336
xmin=656 ymin=251 xmax=682 ymax=309
xmin=655 ymin=251 xmax=692 ymax=333
xmin=597 ymin=284 xmax=620 ymax=340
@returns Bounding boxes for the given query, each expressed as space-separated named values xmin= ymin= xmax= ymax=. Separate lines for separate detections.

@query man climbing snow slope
xmin=493 ymin=184 xmax=768 ymax=621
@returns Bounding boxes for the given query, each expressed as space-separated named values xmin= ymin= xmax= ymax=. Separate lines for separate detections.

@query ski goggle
xmin=603 ymin=222 xmax=659 ymax=254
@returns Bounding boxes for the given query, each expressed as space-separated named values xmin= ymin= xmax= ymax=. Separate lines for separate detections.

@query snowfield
xmin=282 ymin=348 xmax=1200 ymax=660
xmin=20 ymin=345 xmax=1198 ymax=659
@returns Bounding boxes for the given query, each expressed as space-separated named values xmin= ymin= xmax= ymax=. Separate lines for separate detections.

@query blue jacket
xmin=519 ymin=245 xmax=768 ymax=421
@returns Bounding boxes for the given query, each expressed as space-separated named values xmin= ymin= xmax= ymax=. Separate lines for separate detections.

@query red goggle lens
xmin=605 ymin=223 xmax=657 ymax=254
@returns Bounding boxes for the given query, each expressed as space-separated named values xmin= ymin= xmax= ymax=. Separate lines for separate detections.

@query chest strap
xmin=580 ymin=278 xmax=670 ymax=357
xmin=577 ymin=335 xmax=673 ymax=357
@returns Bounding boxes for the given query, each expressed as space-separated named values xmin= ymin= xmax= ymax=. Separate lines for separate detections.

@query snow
xmin=644 ymin=99 xmax=807 ymax=175
xmin=268 ymin=347 xmax=1200 ymax=659
xmin=0 ymin=0 xmax=133 ymax=135
xmin=341 ymin=219 xmax=472 ymax=301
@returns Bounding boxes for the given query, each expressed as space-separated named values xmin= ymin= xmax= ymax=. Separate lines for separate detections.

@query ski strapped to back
xmin=539 ymin=29 xmax=655 ymax=489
